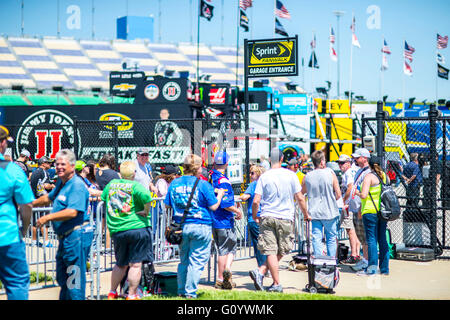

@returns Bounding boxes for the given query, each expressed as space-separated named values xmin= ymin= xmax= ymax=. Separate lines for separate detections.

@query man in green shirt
xmin=102 ymin=161 xmax=153 ymax=300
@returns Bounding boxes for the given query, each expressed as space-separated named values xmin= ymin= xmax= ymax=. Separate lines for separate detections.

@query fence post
xmin=376 ymin=100 xmax=385 ymax=169
xmin=114 ymin=121 xmax=119 ymax=169
xmin=73 ymin=116 xmax=79 ymax=158
xmin=361 ymin=114 xmax=366 ymax=149
xmin=428 ymin=103 xmax=439 ymax=257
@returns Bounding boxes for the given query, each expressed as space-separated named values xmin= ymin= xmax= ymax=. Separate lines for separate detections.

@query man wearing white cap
xmin=134 ymin=147 xmax=157 ymax=194
xmin=337 ymin=154 xmax=361 ymax=264
xmin=14 ymin=149 xmax=31 ymax=178
xmin=348 ymin=148 xmax=371 ymax=271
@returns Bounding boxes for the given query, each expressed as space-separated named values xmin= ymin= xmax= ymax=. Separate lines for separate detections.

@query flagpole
xmin=197 ymin=0 xmax=201 ymax=87
xmin=236 ymin=0 xmax=240 ymax=87
xmin=328 ymin=25 xmax=331 ymax=97
xmin=380 ymin=36 xmax=384 ymax=101
xmin=274 ymin=0 xmax=276 ymax=37
xmin=402 ymin=39 xmax=405 ymax=109
xmin=311 ymin=30 xmax=315 ymax=96
xmin=349 ymin=13 xmax=354 ymax=109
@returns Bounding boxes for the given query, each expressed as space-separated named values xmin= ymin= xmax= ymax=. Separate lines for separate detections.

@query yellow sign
xmin=326 ymin=100 xmax=350 ymax=114
xmin=99 ymin=113 xmax=133 ymax=131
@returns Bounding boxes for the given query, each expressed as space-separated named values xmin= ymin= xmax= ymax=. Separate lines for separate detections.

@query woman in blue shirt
xmin=164 ymin=154 xmax=225 ymax=298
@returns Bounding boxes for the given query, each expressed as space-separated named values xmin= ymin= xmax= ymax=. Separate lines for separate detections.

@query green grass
xmin=138 ymin=289 xmax=400 ymax=300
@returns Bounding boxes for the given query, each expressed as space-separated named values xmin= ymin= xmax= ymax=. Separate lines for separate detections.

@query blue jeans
xmin=363 ymin=213 xmax=389 ymax=274
xmin=81 ymin=224 xmax=94 ymax=262
xmin=0 ymin=240 xmax=29 ymax=300
xmin=177 ymin=223 xmax=212 ymax=298
xmin=247 ymin=221 xmax=267 ymax=267
xmin=56 ymin=228 xmax=86 ymax=300
xmin=311 ymin=216 xmax=340 ymax=257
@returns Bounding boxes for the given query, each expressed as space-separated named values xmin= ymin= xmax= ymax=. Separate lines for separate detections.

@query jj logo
xmin=35 ymin=130 xmax=63 ymax=159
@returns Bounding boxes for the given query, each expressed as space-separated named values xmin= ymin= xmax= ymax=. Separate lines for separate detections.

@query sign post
xmin=244 ymin=35 xmax=298 ymax=182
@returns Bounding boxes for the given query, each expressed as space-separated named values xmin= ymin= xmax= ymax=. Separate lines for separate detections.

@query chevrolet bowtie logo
xmin=113 ymin=83 xmax=136 ymax=91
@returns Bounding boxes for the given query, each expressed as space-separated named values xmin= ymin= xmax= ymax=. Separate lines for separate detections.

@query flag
xmin=382 ymin=39 xmax=391 ymax=54
xmin=330 ymin=45 xmax=337 ymax=62
xmin=381 ymin=54 xmax=389 ymax=71
xmin=275 ymin=18 xmax=288 ymax=37
xmin=437 ymin=52 xmax=446 ymax=64
xmin=350 ymin=16 xmax=360 ymax=48
xmin=404 ymin=60 xmax=413 ymax=76
xmin=308 ymin=51 xmax=319 ymax=69
xmin=275 ymin=0 xmax=291 ymax=19
xmin=239 ymin=0 xmax=252 ymax=10
xmin=404 ymin=41 xmax=415 ymax=62
xmin=330 ymin=27 xmax=335 ymax=44
xmin=310 ymin=34 xmax=316 ymax=49
xmin=240 ymin=9 xmax=249 ymax=32
xmin=200 ymin=0 xmax=214 ymax=21
xmin=437 ymin=34 xmax=448 ymax=49
xmin=438 ymin=63 xmax=449 ymax=80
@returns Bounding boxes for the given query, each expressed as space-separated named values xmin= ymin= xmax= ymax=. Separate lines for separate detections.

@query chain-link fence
xmin=361 ymin=104 xmax=450 ymax=259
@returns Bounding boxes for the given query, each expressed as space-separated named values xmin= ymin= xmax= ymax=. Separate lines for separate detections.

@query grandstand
xmin=0 ymin=36 xmax=294 ymax=106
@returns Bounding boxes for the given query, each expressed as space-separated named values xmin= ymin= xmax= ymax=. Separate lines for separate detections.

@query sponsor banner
xmin=109 ymin=71 xmax=145 ymax=97
xmin=201 ymin=83 xmax=231 ymax=108
xmin=246 ymin=36 xmax=298 ymax=78
xmin=274 ymin=94 xmax=309 ymax=115
xmin=0 ymin=104 xmax=193 ymax=161
xmin=325 ymin=99 xmax=350 ymax=114
xmin=135 ymin=77 xmax=187 ymax=104
xmin=226 ymin=148 xmax=244 ymax=184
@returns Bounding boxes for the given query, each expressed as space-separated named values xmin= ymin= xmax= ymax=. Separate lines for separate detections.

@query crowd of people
xmin=0 ymin=123 xmax=393 ymax=301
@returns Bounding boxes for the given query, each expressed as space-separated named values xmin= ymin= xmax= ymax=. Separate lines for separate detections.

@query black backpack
xmin=369 ymin=171 xmax=401 ymax=222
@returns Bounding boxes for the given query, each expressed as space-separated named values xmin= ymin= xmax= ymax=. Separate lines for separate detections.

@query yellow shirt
xmin=296 ymin=170 xmax=305 ymax=185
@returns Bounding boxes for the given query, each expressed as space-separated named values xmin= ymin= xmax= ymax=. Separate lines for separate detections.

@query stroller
xmin=304 ymin=221 xmax=340 ymax=294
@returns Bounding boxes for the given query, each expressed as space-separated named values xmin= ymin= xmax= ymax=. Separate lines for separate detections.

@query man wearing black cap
xmin=29 ymin=156 xmax=55 ymax=247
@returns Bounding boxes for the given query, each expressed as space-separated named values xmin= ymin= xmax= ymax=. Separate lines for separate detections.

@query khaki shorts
xmin=340 ymin=208 xmax=355 ymax=230
xmin=257 ymin=217 xmax=294 ymax=256
xmin=352 ymin=211 xmax=367 ymax=245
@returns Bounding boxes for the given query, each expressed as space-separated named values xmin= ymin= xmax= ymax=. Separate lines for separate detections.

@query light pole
xmin=333 ymin=10 xmax=345 ymax=98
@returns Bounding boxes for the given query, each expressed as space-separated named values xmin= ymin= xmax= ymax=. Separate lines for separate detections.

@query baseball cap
xmin=137 ymin=147 xmax=149 ymax=155
xmin=0 ymin=125 xmax=13 ymax=142
xmin=214 ymin=151 xmax=229 ymax=165
xmin=162 ymin=164 xmax=181 ymax=175
xmin=369 ymin=156 xmax=382 ymax=166
xmin=75 ymin=160 xmax=86 ymax=171
xmin=38 ymin=156 xmax=52 ymax=166
xmin=352 ymin=148 xmax=371 ymax=159
xmin=337 ymin=154 xmax=352 ymax=163
xmin=288 ymin=158 xmax=298 ymax=166
xmin=20 ymin=149 xmax=31 ymax=159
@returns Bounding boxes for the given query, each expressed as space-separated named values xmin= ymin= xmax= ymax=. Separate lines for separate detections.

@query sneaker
xmin=44 ymin=241 xmax=53 ymax=248
xmin=126 ymin=294 xmax=141 ymax=300
xmin=356 ymin=265 xmax=379 ymax=276
xmin=107 ymin=291 xmax=118 ymax=300
xmin=214 ymin=280 xmax=223 ymax=289
xmin=266 ymin=283 xmax=283 ymax=293
xmin=341 ymin=255 xmax=359 ymax=265
xmin=222 ymin=269 xmax=233 ymax=290
xmin=249 ymin=269 xmax=264 ymax=291
xmin=351 ymin=259 xmax=368 ymax=272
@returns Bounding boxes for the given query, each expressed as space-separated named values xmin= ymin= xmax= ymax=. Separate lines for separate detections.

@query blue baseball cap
xmin=214 ymin=151 xmax=229 ymax=165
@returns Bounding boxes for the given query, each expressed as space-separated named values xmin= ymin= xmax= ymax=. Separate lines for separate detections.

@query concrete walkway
xmin=5 ymin=255 xmax=449 ymax=300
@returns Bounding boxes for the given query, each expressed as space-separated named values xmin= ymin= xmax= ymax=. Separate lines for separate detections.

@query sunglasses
xmin=139 ymin=153 xmax=149 ymax=157
xmin=250 ymin=172 xmax=257 ymax=175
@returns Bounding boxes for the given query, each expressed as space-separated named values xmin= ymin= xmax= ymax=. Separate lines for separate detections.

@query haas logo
xmin=208 ymin=88 xmax=226 ymax=105
xmin=17 ymin=109 xmax=80 ymax=160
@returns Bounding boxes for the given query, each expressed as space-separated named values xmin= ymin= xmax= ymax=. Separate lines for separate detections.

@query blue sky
xmin=0 ymin=0 xmax=449 ymax=102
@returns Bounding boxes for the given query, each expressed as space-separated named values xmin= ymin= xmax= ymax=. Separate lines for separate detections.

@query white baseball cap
xmin=352 ymin=148 xmax=371 ymax=159
xmin=337 ymin=154 xmax=352 ymax=162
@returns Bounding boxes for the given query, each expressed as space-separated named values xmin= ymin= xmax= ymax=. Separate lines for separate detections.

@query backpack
xmin=369 ymin=171 xmax=401 ymax=222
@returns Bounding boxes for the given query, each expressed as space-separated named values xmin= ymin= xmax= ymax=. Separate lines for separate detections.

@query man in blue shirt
xmin=210 ymin=151 xmax=242 ymax=290
xmin=0 ymin=126 xmax=34 ymax=300
xmin=33 ymin=149 xmax=90 ymax=300
xmin=402 ymin=153 xmax=423 ymax=223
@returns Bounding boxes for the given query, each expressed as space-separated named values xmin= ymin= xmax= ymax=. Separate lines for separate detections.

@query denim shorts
xmin=112 ymin=227 xmax=153 ymax=266
xmin=212 ymin=228 xmax=237 ymax=256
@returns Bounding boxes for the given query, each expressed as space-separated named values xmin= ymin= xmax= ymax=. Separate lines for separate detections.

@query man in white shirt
xmin=337 ymin=154 xmax=361 ymax=264
xmin=134 ymin=147 xmax=158 ymax=194
xmin=249 ymin=147 xmax=308 ymax=293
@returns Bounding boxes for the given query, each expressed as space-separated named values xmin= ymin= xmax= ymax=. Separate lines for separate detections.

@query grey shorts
xmin=352 ymin=211 xmax=367 ymax=245
xmin=213 ymin=228 xmax=237 ymax=256
xmin=257 ymin=217 xmax=294 ymax=256
xmin=340 ymin=208 xmax=355 ymax=230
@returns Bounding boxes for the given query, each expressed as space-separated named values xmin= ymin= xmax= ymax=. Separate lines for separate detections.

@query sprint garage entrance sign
xmin=246 ymin=36 xmax=298 ymax=78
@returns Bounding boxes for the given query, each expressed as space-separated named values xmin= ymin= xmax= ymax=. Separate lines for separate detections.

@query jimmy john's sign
xmin=246 ymin=36 xmax=298 ymax=78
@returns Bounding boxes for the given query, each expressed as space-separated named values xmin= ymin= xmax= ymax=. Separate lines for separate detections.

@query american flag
xmin=239 ymin=0 xmax=252 ymax=10
xmin=382 ymin=39 xmax=391 ymax=54
xmin=330 ymin=27 xmax=335 ymax=44
xmin=275 ymin=0 xmax=291 ymax=19
xmin=404 ymin=41 xmax=415 ymax=62
xmin=310 ymin=34 xmax=316 ymax=49
xmin=350 ymin=16 xmax=356 ymax=33
xmin=437 ymin=34 xmax=448 ymax=49
xmin=330 ymin=45 xmax=337 ymax=62
xmin=404 ymin=60 xmax=413 ymax=76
